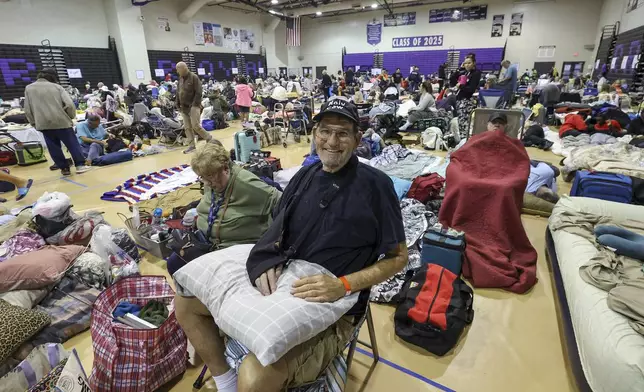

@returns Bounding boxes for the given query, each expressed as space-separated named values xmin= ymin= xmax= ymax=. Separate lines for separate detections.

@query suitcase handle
xmin=22 ymin=143 xmax=43 ymax=160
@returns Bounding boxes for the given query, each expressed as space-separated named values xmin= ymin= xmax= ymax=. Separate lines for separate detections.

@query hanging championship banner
xmin=491 ymin=14 xmax=504 ymax=37
xmin=367 ymin=20 xmax=382 ymax=46
xmin=510 ymin=12 xmax=523 ymax=36
xmin=194 ymin=23 xmax=205 ymax=45
xmin=429 ymin=5 xmax=487 ymax=23
xmin=384 ymin=12 xmax=416 ymax=27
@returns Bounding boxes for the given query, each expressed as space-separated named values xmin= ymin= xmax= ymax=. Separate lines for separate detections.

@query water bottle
xmin=132 ymin=205 xmax=141 ymax=228
xmin=152 ymin=208 xmax=163 ymax=225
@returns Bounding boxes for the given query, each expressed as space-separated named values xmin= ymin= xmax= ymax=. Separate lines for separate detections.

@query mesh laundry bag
xmin=89 ymin=276 xmax=187 ymax=391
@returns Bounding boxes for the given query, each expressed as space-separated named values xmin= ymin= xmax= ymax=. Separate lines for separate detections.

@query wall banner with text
xmin=392 ymin=35 xmax=444 ymax=48
xmin=367 ymin=21 xmax=382 ymax=46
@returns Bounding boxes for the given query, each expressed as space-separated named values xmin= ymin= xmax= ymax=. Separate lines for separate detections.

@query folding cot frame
xmin=544 ymin=228 xmax=593 ymax=392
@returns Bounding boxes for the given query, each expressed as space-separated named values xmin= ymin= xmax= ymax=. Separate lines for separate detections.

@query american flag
xmin=286 ymin=16 xmax=301 ymax=46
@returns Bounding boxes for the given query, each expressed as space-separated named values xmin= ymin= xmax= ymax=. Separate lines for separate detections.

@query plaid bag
xmin=89 ymin=276 xmax=187 ymax=392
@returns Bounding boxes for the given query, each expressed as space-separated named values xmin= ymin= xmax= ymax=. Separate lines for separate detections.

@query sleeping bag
xmin=438 ymin=130 xmax=538 ymax=293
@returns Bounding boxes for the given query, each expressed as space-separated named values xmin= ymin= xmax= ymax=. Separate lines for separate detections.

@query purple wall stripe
xmin=343 ymin=47 xmax=504 ymax=76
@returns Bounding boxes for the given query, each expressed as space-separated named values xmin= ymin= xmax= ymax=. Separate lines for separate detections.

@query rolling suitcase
xmin=571 ymin=171 xmax=633 ymax=204
xmin=234 ymin=129 xmax=260 ymax=163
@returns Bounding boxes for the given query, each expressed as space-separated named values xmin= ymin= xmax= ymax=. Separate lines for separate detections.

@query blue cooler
xmin=421 ymin=224 xmax=466 ymax=275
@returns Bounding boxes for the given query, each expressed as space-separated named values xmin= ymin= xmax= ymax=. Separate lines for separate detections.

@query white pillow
xmin=173 ymin=244 xmax=358 ymax=366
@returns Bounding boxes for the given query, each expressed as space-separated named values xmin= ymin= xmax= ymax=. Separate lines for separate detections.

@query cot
xmin=546 ymin=197 xmax=644 ymax=392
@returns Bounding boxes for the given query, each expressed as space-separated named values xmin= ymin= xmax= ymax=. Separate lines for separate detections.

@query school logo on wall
xmin=367 ymin=20 xmax=382 ymax=46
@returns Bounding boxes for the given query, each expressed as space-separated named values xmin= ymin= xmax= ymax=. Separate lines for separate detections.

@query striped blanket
xmin=101 ymin=165 xmax=198 ymax=203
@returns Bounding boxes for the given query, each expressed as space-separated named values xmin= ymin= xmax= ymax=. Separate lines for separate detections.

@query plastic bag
xmin=32 ymin=192 xmax=72 ymax=219
xmin=90 ymin=225 xmax=139 ymax=282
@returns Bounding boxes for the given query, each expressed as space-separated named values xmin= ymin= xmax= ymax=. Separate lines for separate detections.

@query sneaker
xmin=61 ymin=168 xmax=72 ymax=176
xmin=183 ymin=146 xmax=196 ymax=154
xmin=75 ymin=165 xmax=91 ymax=174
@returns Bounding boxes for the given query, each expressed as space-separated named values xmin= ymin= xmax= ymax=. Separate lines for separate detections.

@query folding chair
xmin=468 ymin=108 xmax=527 ymax=140
xmin=193 ymin=302 xmax=380 ymax=392
xmin=478 ymin=89 xmax=506 ymax=108
xmin=147 ymin=114 xmax=183 ymax=146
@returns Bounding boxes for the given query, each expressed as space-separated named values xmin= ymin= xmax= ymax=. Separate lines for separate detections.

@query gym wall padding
xmin=147 ymin=50 xmax=266 ymax=82
xmin=607 ymin=25 xmax=643 ymax=87
xmin=343 ymin=47 xmax=504 ymax=76
xmin=0 ymin=43 xmax=120 ymax=100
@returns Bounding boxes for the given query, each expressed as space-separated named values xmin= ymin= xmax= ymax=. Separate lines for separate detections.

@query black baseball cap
xmin=488 ymin=112 xmax=508 ymax=124
xmin=313 ymin=99 xmax=360 ymax=125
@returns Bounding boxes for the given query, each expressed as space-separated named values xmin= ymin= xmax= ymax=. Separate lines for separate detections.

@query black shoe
xmin=50 ymin=158 xmax=72 ymax=171
xmin=61 ymin=168 xmax=71 ymax=176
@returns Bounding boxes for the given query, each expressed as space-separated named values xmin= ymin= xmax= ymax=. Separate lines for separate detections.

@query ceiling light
xmin=269 ymin=9 xmax=276 ymax=13
xmin=371 ymin=3 xmax=378 ymax=8
xmin=316 ymin=11 xmax=322 ymax=15
xmin=271 ymin=0 xmax=278 ymax=3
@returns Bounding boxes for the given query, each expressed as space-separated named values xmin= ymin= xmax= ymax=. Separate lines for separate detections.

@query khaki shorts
xmin=281 ymin=316 xmax=355 ymax=386
xmin=178 ymin=294 xmax=356 ymax=388
xmin=225 ymin=316 xmax=355 ymax=387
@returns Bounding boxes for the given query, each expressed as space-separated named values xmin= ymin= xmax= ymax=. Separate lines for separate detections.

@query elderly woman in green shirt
xmin=167 ymin=142 xmax=281 ymax=275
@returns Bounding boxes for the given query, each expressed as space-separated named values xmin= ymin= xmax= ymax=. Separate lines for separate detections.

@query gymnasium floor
xmin=5 ymin=123 xmax=576 ymax=392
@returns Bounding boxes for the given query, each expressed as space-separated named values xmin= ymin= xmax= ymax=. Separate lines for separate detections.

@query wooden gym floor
xmin=4 ymin=123 xmax=576 ymax=392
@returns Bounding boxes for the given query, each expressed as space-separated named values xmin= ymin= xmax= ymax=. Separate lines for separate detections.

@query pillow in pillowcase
xmin=0 ymin=245 xmax=86 ymax=293
xmin=174 ymin=244 xmax=358 ymax=366
xmin=0 ymin=299 xmax=51 ymax=363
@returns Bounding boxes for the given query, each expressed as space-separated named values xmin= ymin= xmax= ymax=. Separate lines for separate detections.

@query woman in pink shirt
xmin=234 ymin=77 xmax=254 ymax=124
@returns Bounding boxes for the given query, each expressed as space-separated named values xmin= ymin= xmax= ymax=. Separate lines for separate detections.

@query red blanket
xmin=439 ymin=130 xmax=537 ymax=293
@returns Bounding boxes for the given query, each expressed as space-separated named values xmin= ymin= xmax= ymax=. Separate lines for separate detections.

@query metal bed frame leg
xmin=193 ymin=364 xmax=208 ymax=390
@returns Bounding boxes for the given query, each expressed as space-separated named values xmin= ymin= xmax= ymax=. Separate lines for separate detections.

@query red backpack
xmin=406 ymin=173 xmax=445 ymax=203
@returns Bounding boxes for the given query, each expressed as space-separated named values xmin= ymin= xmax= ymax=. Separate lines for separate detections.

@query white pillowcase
xmin=173 ymin=244 xmax=358 ymax=366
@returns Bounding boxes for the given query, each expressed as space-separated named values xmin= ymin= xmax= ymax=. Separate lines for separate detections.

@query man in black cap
xmin=174 ymin=99 xmax=407 ymax=392
xmin=24 ymin=68 xmax=91 ymax=176
xmin=487 ymin=112 xmax=509 ymax=134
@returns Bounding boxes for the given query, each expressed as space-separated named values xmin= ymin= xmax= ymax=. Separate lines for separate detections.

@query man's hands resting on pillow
xmin=254 ymin=242 xmax=409 ymax=302
xmin=293 ymin=242 xmax=409 ymax=303
xmin=291 ymin=275 xmax=346 ymax=302
xmin=255 ymin=264 xmax=283 ymax=296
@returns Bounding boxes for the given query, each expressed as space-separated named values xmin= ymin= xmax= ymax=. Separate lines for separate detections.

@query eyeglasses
xmin=316 ymin=128 xmax=354 ymax=141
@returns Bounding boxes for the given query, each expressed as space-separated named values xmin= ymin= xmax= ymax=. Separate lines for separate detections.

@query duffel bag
xmin=394 ymin=264 xmax=474 ymax=356
xmin=406 ymin=173 xmax=445 ymax=203
xmin=571 ymin=170 xmax=632 ymax=204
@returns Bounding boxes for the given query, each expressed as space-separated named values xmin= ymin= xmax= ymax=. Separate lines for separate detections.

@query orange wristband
xmin=339 ymin=276 xmax=351 ymax=296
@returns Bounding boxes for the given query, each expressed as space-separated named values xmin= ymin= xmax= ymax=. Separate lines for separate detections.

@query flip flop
xmin=16 ymin=179 xmax=33 ymax=201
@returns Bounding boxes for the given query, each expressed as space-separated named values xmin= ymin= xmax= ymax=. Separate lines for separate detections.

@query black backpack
xmin=394 ymin=263 xmax=474 ymax=356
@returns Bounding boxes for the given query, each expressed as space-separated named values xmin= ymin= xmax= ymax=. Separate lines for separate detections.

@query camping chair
xmin=478 ymin=89 xmax=506 ymax=108
xmin=147 ymin=113 xmax=183 ymax=146
xmin=468 ymin=108 xmax=527 ymax=140
xmin=193 ymin=302 xmax=380 ymax=392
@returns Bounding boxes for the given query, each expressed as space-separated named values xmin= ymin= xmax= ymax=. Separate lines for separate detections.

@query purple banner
xmin=367 ymin=22 xmax=382 ymax=46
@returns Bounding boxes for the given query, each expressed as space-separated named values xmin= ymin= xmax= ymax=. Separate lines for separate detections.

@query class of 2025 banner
xmin=392 ymin=35 xmax=444 ymax=48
